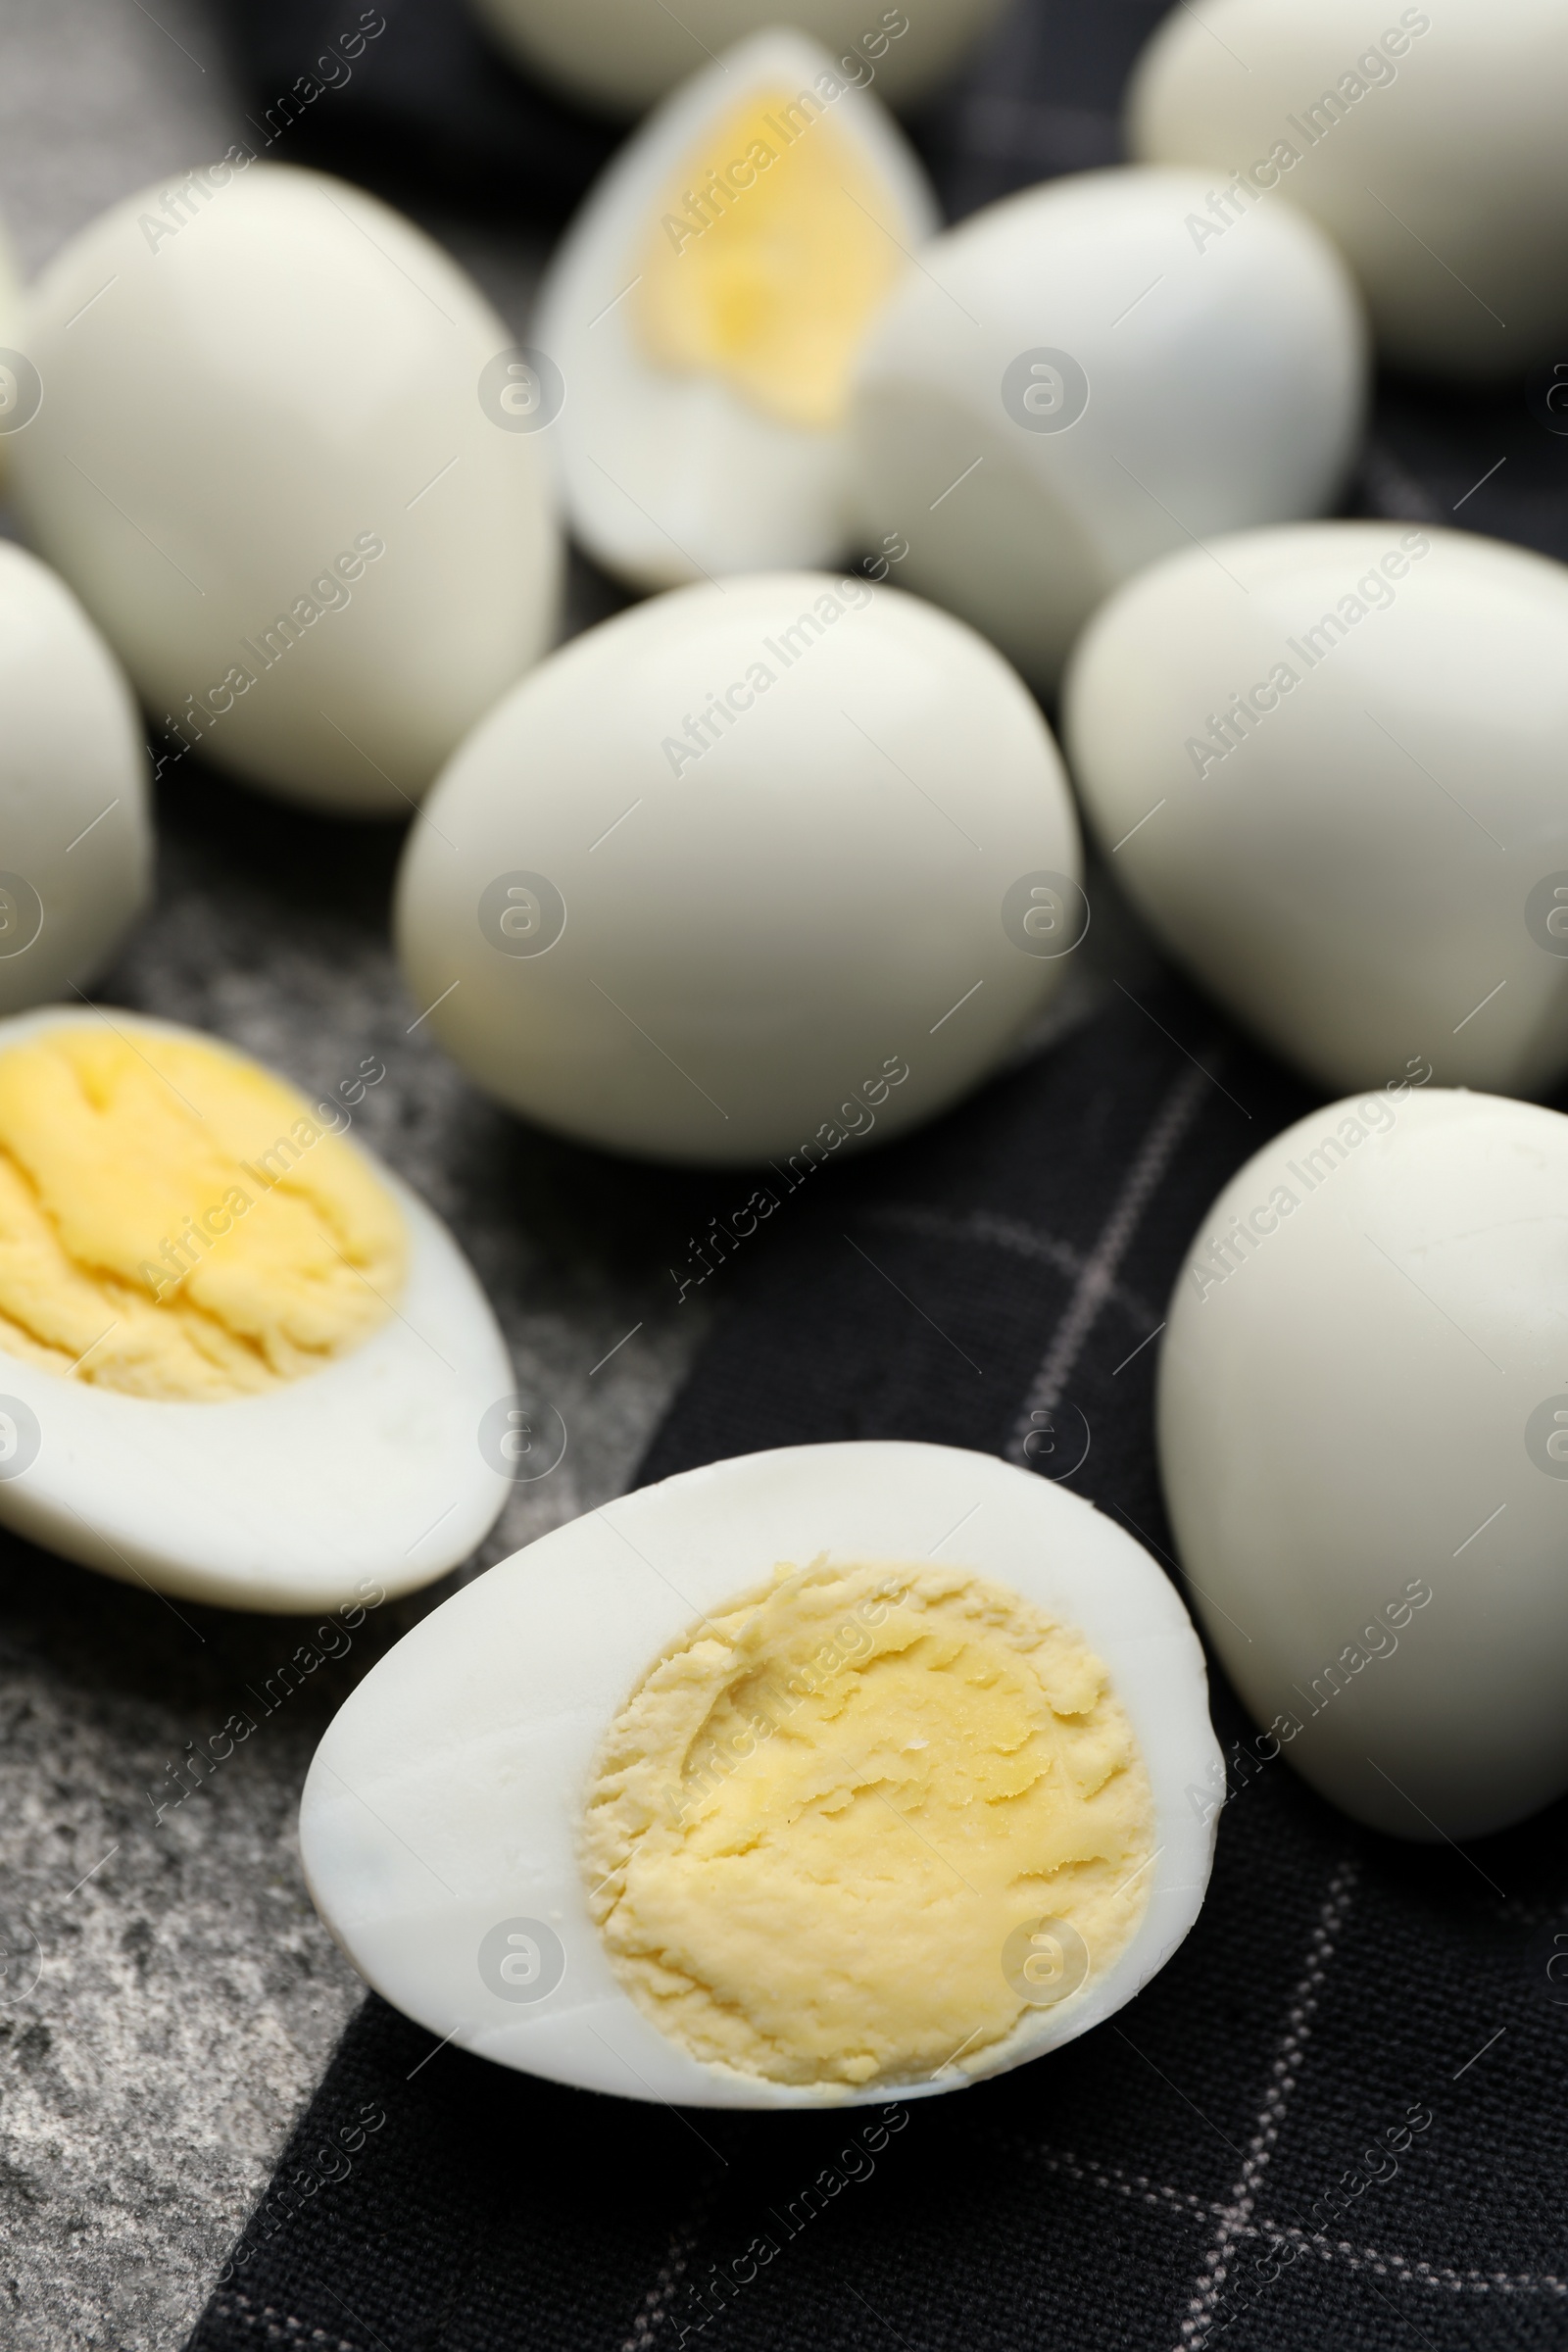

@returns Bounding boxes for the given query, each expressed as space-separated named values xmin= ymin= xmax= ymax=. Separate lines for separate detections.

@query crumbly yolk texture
xmin=582 ymin=1559 xmax=1155 ymax=2089
xmin=0 ymin=1027 xmax=405 ymax=1401
xmin=636 ymin=89 xmax=904 ymax=431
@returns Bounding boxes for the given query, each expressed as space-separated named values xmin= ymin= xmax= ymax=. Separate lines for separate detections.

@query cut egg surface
xmin=0 ymin=1005 xmax=513 ymax=1610
xmin=535 ymin=32 xmax=939 ymax=588
xmin=299 ymin=1442 xmax=1220 ymax=2109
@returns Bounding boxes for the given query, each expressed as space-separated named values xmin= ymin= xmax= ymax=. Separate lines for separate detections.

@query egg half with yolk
xmin=0 ymin=1005 xmax=513 ymax=1611
xmin=300 ymin=1442 xmax=1220 ymax=2107
xmin=534 ymin=30 xmax=939 ymax=589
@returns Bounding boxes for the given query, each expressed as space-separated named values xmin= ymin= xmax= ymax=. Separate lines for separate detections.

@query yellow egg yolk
xmin=635 ymin=87 xmax=906 ymax=432
xmin=0 ymin=1026 xmax=405 ymax=1401
xmin=582 ymin=1558 xmax=1155 ymax=2089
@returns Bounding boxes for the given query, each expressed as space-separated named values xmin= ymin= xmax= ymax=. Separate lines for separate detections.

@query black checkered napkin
xmin=189 ymin=983 xmax=1568 ymax=2352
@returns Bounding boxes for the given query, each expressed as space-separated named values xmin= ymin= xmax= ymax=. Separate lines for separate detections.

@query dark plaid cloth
xmin=188 ymin=988 xmax=1568 ymax=2352
xmin=188 ymin=2 xmax=1568 ymax=2346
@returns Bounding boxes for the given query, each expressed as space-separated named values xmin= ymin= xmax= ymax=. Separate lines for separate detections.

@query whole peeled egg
xmin=466 ymin=0 xmax=1008 ymax=115
xmin=535 ymin=30 xmax=938 ymax=588
xmin=301 ymin=1441 xmax=1220 ymax=2106
xmin=7 ymin=163 xmax=561 ymax=814
xmin=1062 ymin=523 xmax=1568 ymax=1097
xmin=845 ymin=168 xmax=1366 ymax=690
xmin=1127 ymin=0 xmax=1568 ymax=384
xmin=0 ymin=1005 xmax=514 ymax=1610
xmin=0 ymin=543 xmax=151 ymax=1009
xmin=1160 ymin=1085 xmax=1568 ymax=1841
xmin=395 ymin=572 xmax=1082 ymax=1165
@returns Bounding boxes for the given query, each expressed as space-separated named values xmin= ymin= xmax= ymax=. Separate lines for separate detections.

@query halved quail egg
xmin=300 ymin=1441 xmax=1220 ymax=2107
xmin=0 ymin=1005 xmax=513 ymax=1610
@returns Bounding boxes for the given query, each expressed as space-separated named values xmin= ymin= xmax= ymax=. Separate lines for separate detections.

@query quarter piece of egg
xmin=845 ymin=167 xmax=1366 ymax=691
xmin=467 ymin=0 xmax=1007 ymax=117
xmin=7 ymin=163 xmax=561 ymax=815
xmin=1127 ymin=0 xmax=1568 ymax=384
xmin=1062 ymin=522 xmax=1568 ymax=1097
xmin=300 ymin=1440 xmax=1220 ymax=2108
xmin=534 ymin=31 xmax=939 ymax=589
xmin=0 ymin=543 xmax=152 ymax=1011
xmin=0 ymin=1005 xmax=513 ymax=1611
xmin=395 ymin=571 xmax=1081 ymax=1166
xmin=1160 ymin=1086 xmax=1568 ymax=1841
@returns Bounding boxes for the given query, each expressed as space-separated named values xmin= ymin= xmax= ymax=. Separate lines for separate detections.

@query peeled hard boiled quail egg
xmin=300 ymin=1440 xmax=1219 ymax=2107
xmin=467 ymin=0 xmax=1006 ymax=117
xmin=8 ymin=163 xmax=561 ymax=814
xmin=0 ymin=1006 xmax=513 ymax=1610
xmin=535 ymin=32 xmax=938 ymax=588
xmin=846 ymin=167 xmax=1365 ymax=690
xmin=395 ymin=571 xmax=1081 ymax=1166
xmin=1160 ymin=1085 xmax=1568 ymax=1841
xmin=0 ymin=542 xmax=151 ymax=1011
xmin=1063 ymin=522 xmax=1568 ymax=1097
xmin=1128 ymin=0 xmax=1568 ymax=383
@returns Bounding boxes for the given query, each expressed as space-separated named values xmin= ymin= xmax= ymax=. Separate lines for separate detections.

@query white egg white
xmin=8 ymin=164 xmax=560 ymax=813
xmin=846 ymin=167 xmax=1365 ymax=689
xmin=1160 ymin=1086 xmax=1568 ymax=1841
xmin=0 ymin=1005 xmax=514 ymax=1613
xmin=535 ymin=31 xmax=939 ymax=589
xmin=1128 ymin=0 xmax=1568 ymax=383
xmin=1062 ymin=522 xmax=1568 ymax=1096
xmin=0 ymin=543 xmax=151 ymax=1012
xmin=468 ymin=0 xmax=1009 ymax=116
xmin=394 ymin=571 xmax=1081 ymax=1166
xmin=299 ymin=1440 xmax=1221 ymax=2110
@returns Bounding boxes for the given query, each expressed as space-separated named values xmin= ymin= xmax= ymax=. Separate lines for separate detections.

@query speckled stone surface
xmin=0 ymin=7 xmax=714 ymax=2341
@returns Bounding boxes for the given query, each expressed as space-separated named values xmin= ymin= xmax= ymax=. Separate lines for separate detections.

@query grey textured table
xmin=0 ymin=8 xmax=1140 ymax=2341
xmin=0 ymin=8 xmax=700 ymax=2341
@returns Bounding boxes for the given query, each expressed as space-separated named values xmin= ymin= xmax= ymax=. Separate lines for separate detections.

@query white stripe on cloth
xmin=1002 ymin=2142 xmax=1568 ymax=2298
xmin=620 ymin=2208 xmax=707 ymax=2351
xmin=862 ymin=1203 xmax=1162 ymax=1344
xmin=1004 ymin=1055 xmax=1215 ymax=1464
xmin=1175 ymin=1862 xmax=1359 ymax=2350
